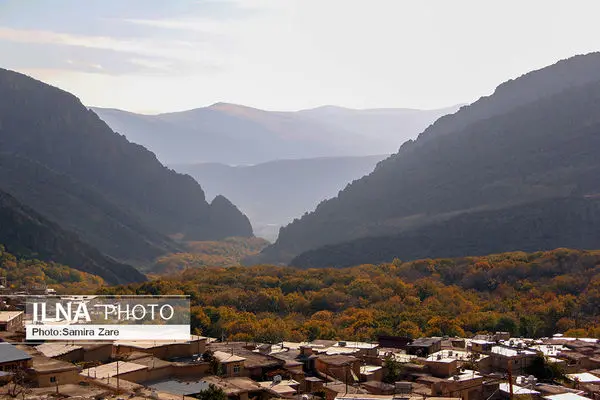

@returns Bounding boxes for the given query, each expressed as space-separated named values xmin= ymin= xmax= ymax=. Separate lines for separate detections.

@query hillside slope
xmin=257 ymin=52 xmax=600 ymax=265
xmin=0 ymin=68 xmax=253 ymax=265
xmin=173 ymin=155 xmax=388 ymax=240
xmin=93 ymin=104 xmax=459 ymax=165
xmin=292 ymin=197 xmax=600 ymax=268
xmin=0 ymin=189 xmax=145 ymax=285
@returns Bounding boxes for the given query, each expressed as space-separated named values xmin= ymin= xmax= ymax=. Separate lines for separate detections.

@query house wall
xmin=425 ymin=360 xmax=458 ymax=378
xmin=491 ymin=354 xmax=536 ymax=374
xmin=0 ymin=313 xmax=23 ymax=332
xmin=223 ymin=361 xmax=246 ymax=377
xmin=0 ymin=360 xmax=31 ymax=372
xmin=55 ymin=349 xmax=85 ymax=363
xmin=84 ymin=345 xmax=112 ymax=363
xmin=34 ymin=369 xmax=80 ymax=387
xmin=439 ymin=376 xmax=484 ymax=400
xmin=315 ymin=359 xmax=360 ymax=383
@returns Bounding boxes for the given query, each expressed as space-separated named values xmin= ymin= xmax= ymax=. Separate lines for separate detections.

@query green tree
xmin=195 ymin=384 xmax=227 ymax=400
xmin=383 ymin=355 xmax=404 ymax=384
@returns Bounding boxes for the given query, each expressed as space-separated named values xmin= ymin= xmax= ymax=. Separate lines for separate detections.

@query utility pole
xmin=507 ymin=361 xmax=513 ymax=400
xmin=345 ymin=363 xmax=349 ymax=395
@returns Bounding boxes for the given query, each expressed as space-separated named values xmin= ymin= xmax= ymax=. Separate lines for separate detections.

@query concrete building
xmin=0 ymin=311 xmax=23 ymax=332
xmin=315 ymin=355 xmax=361 ymax=384
xmin=407 ymin=338 xmax=442 ymax=356
xmin=490 ymin=346 xmax=537 ymax=374
xmin=424 ymin=356 xmax=459 ymax=378
xmin=469 ymin=340 xmax=495 ymax=354
xmin=29 ymin=356 xmax=80 ymax=387
xmin=434 ymin=370 xmax=485 ymax=400
xmin=214 ymin=350 xmax=247 ymax=377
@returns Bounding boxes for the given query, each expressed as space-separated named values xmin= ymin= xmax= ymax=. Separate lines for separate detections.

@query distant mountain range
xmin=0 ymin=68 xmax=253 ymax=283
xmin=93 ymin=103 xmax=461 ymax=165
xmin=253 ymin=52 xmax=600 ymax=267
xmin=172 ymin=155 xmax=388 ymax=241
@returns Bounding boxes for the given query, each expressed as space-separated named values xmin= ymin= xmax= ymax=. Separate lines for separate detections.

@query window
xmin=233 ymin=364 xmax=241 ymax=374
xmin=50 ymin=377 xmax=56 ymax=383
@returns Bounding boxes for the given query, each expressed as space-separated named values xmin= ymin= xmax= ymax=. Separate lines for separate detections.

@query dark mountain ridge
xmin=0 ymin=68 xmax=252 ymax=272
xmin=257 ymin=52 xmax=600 ymax=266
xmin=0 ymin=189 xmax=146 ymax=285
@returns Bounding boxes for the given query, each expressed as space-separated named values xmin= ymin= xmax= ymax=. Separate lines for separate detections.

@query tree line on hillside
xmin=0 ymin=245 xmax=105 ymax=293
xmin=98 ymin=248 xmax=600 ymax=342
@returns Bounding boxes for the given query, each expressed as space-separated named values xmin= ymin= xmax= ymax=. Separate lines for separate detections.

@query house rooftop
xmin=499 ymin=383 xmax=540 ymax=396
xmin=566 ymin=372 xmax=600 ymax=383
xmin=213 ymin=350 xmax=246 ymax=363
xmin=148 ymin=379 xmax=210 ymax=396
xmin=0 ymin=342 xmax=31 ymax=364
xmin=448 ymin=370 xmax=482 ymax=382
xmin=545 ymin=393 xmax=592 ymax=400
xmin=81 ymin=361 xmax=147 ymax=379
xmin=491 ymin=346 xmax=536 ymax=357
xmin=335 ymin=395 xmax=396 ymax=400
xmin=318 ymin=354 xmax=358 ymax=366
xmin=115 ymin=335 xmax=205 ymax=349
xmin=0 ymin=311 xmax=22 ymax=322
xmin=32 ymin=356 xmax=79 ymax=373
xmin=361 ymin=380 xmax=394 ymax=391
xmin=408 ymin=338 xmax=442 ymax=347
xmin=35 ymin=343 xmax=82 ymax=358
xmin=209 ymin=343 xmax=283 ymax=368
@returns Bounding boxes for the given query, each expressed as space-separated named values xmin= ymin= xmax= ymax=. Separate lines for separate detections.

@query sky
xmin=1 ymin=0 xmax=600 ymax=114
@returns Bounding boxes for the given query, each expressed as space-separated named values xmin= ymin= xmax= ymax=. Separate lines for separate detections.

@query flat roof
xmin=566 ymin=373 xmax=600 ymax=383
xmin=115 ymin=336 xmax=204 ymax=349
xmin=360 ymin=365 xmax=382 ymax=373
xmin=491 ymin=346 xmax=536 ymax=357
xmin=0 ymin=343 xmax=31 ymax=364
xmin=318 ymin=354 xmax=358 ymax=366
xmin=545 ymin=394 xmax=592 ymax=400
xmin=449 ymin=370 xmax=482 ymax=382
xmin=408 ymin=338 xmax=442 ymax=346
xmin=36 ymin=343 xmax=82 ymax=358
xmin=335 ymin=395 xmax=396 ymax=400
xmin=325 ymin=346 xmax=361 ymax=355
xmin=0 ymin=311 xmax=23 ymax=323
xmin=499 ymin=383 xmax=540 ymax=395
xmin=332 ymin=341 xmax=378 ymax=349
xmin=32 ymin=356 xmax=78 ymax=373
xmin=148 ymin=379 xmax=210 ymax=396
xmin=81 ymin=361 xmax=147 ymax=379
xmin=259 ymin=383 xmax=297 ymax=395
xmin=213 ymin=350 xmax=246 ymax=363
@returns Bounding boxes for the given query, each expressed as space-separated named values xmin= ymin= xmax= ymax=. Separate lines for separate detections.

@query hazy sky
xmin=1 ymin=0 xmax=600 ymax=113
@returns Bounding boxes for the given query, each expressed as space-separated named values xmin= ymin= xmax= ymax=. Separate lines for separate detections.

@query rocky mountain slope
xmin=256 ymin=52 xmax=600 ymax=266
xmin=0 ymin=68 xmax=253 ymax=277
xmin=0 ymin=189 xmax=146 ymax=284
